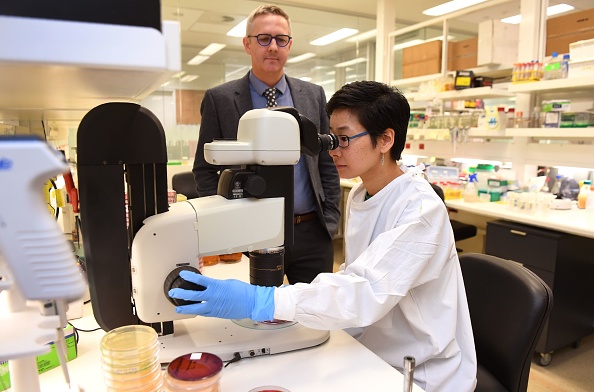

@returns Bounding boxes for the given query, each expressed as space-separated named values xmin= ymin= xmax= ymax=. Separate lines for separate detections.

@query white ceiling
xmin=160 ymin=0 xmax=594 ymax=90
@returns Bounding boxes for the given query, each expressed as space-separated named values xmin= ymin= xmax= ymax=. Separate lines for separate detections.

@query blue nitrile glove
xmin=168 ymin=270 xmax=275 ymax=322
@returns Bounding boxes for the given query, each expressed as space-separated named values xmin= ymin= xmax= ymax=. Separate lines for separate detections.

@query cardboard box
xmin=0 ymin=325 xmax=77 ymax=391
xmin=547 ymin=8 xmax=594 ymax=38
xmin=447 ymin=38 xmax=478 ymax=71
xmin=546 ymin=30 xmax=594 ymax=56
xmin=448 ymin=55 xmax=478 ymax=71
xmin=402 ymin=58 xmax=441 ymax=78
xmin=402 ymin=40 xmax=442 ymax=65
xmin=450 ymin=37 xmax=478 ymax=58
xmin=546 ymin=8 xmax=594 ymax=56
xmin=478 ymin=19 xmax=518 ymax=66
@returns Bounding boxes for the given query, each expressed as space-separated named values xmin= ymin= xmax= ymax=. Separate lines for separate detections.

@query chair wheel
xmin=537 ymin=353 xmax=552 ymax=366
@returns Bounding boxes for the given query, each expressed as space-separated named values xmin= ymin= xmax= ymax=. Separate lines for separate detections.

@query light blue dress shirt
xmin=248 ymin=71 xmax=316 ymax=215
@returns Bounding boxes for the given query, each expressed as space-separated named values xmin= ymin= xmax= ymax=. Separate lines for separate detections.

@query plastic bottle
xmin=463 ymin=174 xmax=480 ymax=202
xmin=550 ymin=175 xmax=563 ymax=198
xmin=530 ymin=106 xmax=543 ymax=128
xmin=544 ymin=52 xmax=561 ymax=80
xmin=561 ymin=54 xmax=570 ymax=78
xmin=586 ymin=183 xmax=594 ymax=212
xmin=577 ymin=179 xmax=592 ymax=209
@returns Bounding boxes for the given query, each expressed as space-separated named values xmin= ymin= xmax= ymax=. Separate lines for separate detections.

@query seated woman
xmin=169 ymin=80 xmax=477 ymax=392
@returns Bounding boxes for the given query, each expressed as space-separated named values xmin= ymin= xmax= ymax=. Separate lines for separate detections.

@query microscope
xmin=76 ymin=103 xmax=338 ymax=362
xmin=0 ymin=136 xmax=87 ymax=391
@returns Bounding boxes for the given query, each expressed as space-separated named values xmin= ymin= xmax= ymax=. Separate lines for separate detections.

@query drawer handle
xmin=510 ymin=230 xmax=527 ymax=236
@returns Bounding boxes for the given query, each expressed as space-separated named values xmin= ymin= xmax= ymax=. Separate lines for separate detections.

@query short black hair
xmin=326 ymin=81 xmax=410 ymax=161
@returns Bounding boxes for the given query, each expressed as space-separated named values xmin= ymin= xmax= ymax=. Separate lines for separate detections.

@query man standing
xmin=192 ymin=4 xmax=341 ymax=284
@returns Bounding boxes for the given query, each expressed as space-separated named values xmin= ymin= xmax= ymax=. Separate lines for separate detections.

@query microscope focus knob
xmin=245 ymin=175 xmax=266 ymax=196
xmin=163 ymin=266 xmax=205 ymax=306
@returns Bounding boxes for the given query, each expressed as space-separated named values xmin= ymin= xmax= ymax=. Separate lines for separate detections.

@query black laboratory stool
xmin=430 ymin=183 xmax=477 ymax=250
xmin=172 ymin=171 xmax=199 ymax=199
xmin=459 ymin=253 xmax=553 ymax=392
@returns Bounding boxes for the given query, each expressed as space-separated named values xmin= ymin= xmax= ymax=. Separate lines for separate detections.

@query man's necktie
xmin=263 ymin=88 xmax=278 ymax=108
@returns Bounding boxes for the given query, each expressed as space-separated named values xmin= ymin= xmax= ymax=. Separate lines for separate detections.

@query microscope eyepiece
xmin=319 ymin=133 xmax=339 ymax=151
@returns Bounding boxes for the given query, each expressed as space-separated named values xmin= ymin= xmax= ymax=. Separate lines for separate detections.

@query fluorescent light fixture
xmin=200 ymin=43 xmax=226 ymax=56
xmin=227 ymin=18 xmax=247 ymax=37
xmin=346 ymin=29 xmax=377 ymax=43
xmin=180 ymin=75 xmax=199 ymax=82
xmin=287 ymin=52 xmax=317 ymax=64
xmin=423 ymin=0 xmax=487 ymax=16
xmin=394 ymin=39 xmax=424 ymax=51
xmin=172 ymin=71 xmax=185 ymax=78
xmin=334 ymin=57 xmax=367 ymax=67
xmin=299 ymin=77 xmax=313 ymax=82
xmin=501 ymin=14 xmax=522 ymax=24
xmin=502 ymin=3 xmax=574 ymax=24
xmin=310 ymin=28 xmax=358 ymax=46
xmin=547 ymin=3 xmax=575 ymax=16
xmin=187 ymin=55 xmax=210 ymax=65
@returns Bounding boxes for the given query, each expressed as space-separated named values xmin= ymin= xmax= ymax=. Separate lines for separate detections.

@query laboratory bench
xmin=31 ymin=259 xmax=424 ymax=392
xmin=444 ymin=199 xmax=594 ymax=366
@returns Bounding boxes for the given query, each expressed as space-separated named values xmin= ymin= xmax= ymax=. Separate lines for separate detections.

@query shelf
xmin=508 ymin=76 xmax=594 ymax=93
xmin=0 ymin=15 xmax=181 ymax=114
xmin=438 ymin=86 xmax=514 ymax=101
xmin=505 ymin=128 xmax=594 ymax=138
xmin=406 ymin=87 xmax=513 ymax=110
xmin=392 ymin=66 xmax=513 ymax=90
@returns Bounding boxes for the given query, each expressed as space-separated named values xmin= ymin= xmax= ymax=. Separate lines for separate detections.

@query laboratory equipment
xmin=164 ymin=352 xmax=223 ymax=392
xmin=0 ymin=136 xmax=87 ymax=391
xmin=77 ymin=103 xmax=336 ymax=363
xmin=403 ymin=356 xmax=415 ymax=392
xmin=577 ymin=180 xmax=592 ymax=209
xmin=100 ymin=324 xmax=163 ymax=391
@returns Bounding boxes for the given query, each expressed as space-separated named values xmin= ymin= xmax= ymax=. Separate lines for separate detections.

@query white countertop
xmin=339 ymin=178 xmax=594 ymax=239
xmin=31 ymin=260 xmax=423 ymax=392
xmin=445 ymin=199 xmax=594 ymax=238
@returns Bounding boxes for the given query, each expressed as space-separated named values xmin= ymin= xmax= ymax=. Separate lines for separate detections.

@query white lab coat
xmin=274 ymin=166 xmax=477 ymax=391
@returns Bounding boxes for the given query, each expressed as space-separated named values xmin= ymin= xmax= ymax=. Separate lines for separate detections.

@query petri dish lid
xmin=100 ymin=325 xmax=158 ymax=355
xmin=167 ymin=352 xmax=223 ymax=381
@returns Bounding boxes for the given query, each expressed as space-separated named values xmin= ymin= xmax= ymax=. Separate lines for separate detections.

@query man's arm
xmin=192 ymin=89 xmax=222 ymax=197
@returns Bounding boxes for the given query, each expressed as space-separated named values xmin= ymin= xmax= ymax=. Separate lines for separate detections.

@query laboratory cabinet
xmin=485 ymin=219 xmax=594 ymax=366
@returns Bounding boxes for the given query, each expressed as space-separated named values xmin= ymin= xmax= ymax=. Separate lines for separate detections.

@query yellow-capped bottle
xmin=577 ymin=180 xmax=592 ymax=209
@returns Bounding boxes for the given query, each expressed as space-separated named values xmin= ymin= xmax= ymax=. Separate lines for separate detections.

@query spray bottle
xmin=463 ymin=173 xmax=480 ymax=202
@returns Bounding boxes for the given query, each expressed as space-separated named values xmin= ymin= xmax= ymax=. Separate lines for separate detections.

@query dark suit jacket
xmin=192 ymin=72 xmax=341 ymax=238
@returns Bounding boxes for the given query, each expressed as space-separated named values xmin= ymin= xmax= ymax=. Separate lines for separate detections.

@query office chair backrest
xmin=459 ymin=253 xmax=553 ymax=392
xmin=172 ymin=171 xmax=199 ymax=199
xmin=429 ymin=182 xmax=477 ymax=243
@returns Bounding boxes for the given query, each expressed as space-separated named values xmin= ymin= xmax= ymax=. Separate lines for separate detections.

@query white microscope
xmin=76 ymin=104 xmax=338 ymax=363
xmin=0 ymin=136 xmax=87 ymax=391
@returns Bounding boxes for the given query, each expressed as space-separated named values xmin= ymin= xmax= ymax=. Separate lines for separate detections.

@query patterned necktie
xmin=263 ymin=88 xmax=278 ymax=108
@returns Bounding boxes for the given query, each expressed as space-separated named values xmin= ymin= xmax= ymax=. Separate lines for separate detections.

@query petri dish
xmin=165 ymin=352 xmax=223 ymax=391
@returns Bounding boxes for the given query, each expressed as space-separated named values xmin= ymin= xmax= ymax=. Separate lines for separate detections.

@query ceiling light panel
xmin=199 ymin=43 xmax=226 ymax=56
xmin=187 ymin=55 xmax=210 ymax=65
xmin=227 ymin=18 xmax=247 ymax=37
xmin=310 ymin=28 xmax=358 ymax=46
xmin=287 ymin=52 xmax=317 ymax=63
xmin=423 ymin=0 xmax=488 ymax=17
xmin=501 ymin=3 xmax=575 ymax=24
